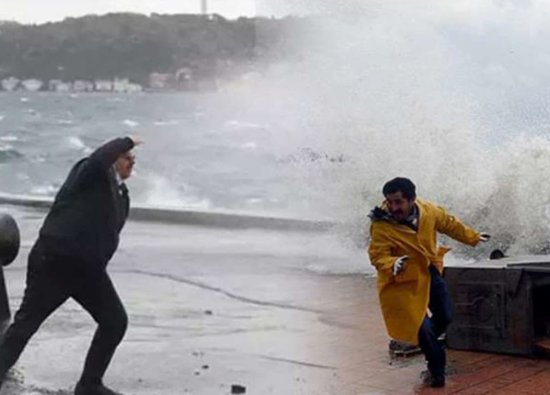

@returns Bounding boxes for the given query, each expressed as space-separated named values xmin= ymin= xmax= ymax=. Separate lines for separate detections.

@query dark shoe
xmin=388 ymin=340 xmax=422 ymax=356
xmin=430 ymin=375 xmax=445 ymax=388
xmin=74 ymin=381 xmax=123 ymax=395
xmin=0 ymin=368 xmax=24 ymax=391
xmin=420 ymin=369 xmax=431 ymax=385
xmin=437 ymin=333 xmax=447 ymax=349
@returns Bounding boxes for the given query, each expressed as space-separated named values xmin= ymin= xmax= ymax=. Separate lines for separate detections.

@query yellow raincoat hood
xmin=368 ymin=198 xmax=480 ymax=345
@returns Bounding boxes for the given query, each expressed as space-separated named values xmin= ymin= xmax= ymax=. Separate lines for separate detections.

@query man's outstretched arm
xmin=435 ymin=205 xmax=485 ymax=246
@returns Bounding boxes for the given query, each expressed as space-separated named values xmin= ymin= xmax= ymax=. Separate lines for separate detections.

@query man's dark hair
xmin=382 ymin=177 xmax=416 ymax=200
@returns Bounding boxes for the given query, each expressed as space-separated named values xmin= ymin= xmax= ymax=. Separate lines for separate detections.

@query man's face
xmin=114 ymin=151 xmax=135 ymax=180
xmin=385 ymin=191 xmax=415 ymax=222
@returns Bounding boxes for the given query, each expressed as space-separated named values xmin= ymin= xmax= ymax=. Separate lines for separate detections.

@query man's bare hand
xmin=129 ymin=135 xmax=144 ymax=146
xmin=479 ymin=233 xmax=490 ymax=242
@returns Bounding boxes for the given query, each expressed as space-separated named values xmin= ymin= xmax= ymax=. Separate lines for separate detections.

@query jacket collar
xmin=369 ymin=200 xmax=420 ymax=228
xmin=368 ymin=205 xmax=392 ymax=221
xmin=112 ymin=165 xmax=124 ymax=186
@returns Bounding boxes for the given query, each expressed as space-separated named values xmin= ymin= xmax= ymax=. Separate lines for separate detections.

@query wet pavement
xmin=1 ymin=206 xmax=550 ymax=394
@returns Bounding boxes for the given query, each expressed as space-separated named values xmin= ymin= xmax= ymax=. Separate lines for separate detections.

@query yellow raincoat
xmin=368 ymin=198 xmax=480 ymax=345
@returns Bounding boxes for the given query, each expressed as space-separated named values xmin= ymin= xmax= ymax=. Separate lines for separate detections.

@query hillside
xmin=0 ymin=13 xmax=312 ymax=86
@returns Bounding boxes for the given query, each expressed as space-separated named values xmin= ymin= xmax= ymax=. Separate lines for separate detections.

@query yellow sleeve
xmin=368 ymin=224 xmax=399 ymax=276
xmin=435 ymin=205 xmax=480 ymax=246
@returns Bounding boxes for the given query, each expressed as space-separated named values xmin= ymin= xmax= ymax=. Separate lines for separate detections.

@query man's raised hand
xmin=129 ymin=135 xmax=144 ymax=146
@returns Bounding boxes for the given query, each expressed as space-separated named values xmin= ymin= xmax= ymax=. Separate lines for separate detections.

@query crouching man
xmin=368 ymin=177 xmax=489 ymax=387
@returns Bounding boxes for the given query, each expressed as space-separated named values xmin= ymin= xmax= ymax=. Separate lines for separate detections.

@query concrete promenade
xmin=0 ymin=205 xmax=549 ymax=394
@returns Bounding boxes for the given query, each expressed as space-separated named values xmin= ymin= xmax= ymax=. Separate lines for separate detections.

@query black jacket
xmin=39 ymin=137 xmax=134 ymax=266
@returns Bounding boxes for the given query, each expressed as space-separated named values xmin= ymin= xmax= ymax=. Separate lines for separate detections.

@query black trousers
xmin=0 ymin=241 xmax=127 ymax=384
xmin=417 ymin=265 xmax=453 ymax=377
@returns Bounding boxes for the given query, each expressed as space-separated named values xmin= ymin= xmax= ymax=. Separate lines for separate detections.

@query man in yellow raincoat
xmin=368 ymin=177 xmax=489 ymax=388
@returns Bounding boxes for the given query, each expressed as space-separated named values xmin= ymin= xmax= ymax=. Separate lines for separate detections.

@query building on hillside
xmin=149 ymin=73 xmax=175 ymax=90
xmin=126 ymin=82 xmax=143 ymax=93
xmin=113 ymin=78 xmax=130 ymax=93
xmin=73 ymin=80 xmax=95 ymax=92
xmin=94 ymin=80 xmax=113 ymax=92
xmin=112 ymin=78 xmax=143 ymax=93
xmin=1 ymin=77 xmax=19 ymax=91
xmin=49 ymin=79 xmax=72 ymax=92
xmin=21 ymin=79 xmax=43 ymax=92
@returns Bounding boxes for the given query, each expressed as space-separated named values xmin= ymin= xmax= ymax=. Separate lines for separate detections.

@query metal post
xmin=0 ymin=263 xmax=9 ymax=334
xmin=0 ymin=213 xmax=21 ymax=336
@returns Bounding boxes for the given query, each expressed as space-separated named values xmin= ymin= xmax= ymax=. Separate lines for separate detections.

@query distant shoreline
xmin=0 ymin=13 xmax=307 ymax=93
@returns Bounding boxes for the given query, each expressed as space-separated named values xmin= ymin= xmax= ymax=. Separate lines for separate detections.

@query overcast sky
xmin=0 ymin=1 xmax=418 ymax=24
xmin=0 ymin=0 xmax=263 ymax=24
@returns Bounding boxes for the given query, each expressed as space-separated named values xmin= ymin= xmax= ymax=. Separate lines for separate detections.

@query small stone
xmin=204 ymin=310 xmax=213 ymax=315
xmin=201 ymin=364 xmax=209 ymax=369
xmin=231 ymin=384 xmax=246 ymax=394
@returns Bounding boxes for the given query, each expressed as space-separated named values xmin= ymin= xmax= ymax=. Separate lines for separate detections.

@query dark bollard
xmin=0 ymin=214 xmax=20 ymax=334
xmin=0 ymin=214 xmax=19 ymax=267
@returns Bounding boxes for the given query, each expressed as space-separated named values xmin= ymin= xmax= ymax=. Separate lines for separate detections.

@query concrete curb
xmin=0 ymin=193 xmax=336 ymax=231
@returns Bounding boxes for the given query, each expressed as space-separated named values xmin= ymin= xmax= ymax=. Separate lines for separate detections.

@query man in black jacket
xmin=0 ymin=136 xmax=141 ymax=395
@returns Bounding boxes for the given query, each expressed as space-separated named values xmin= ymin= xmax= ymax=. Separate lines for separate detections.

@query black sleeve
xmin=88 ymin=137 xmax=135 ymax=170
xmin=62 ymin=137 xmax=135 ymax=194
